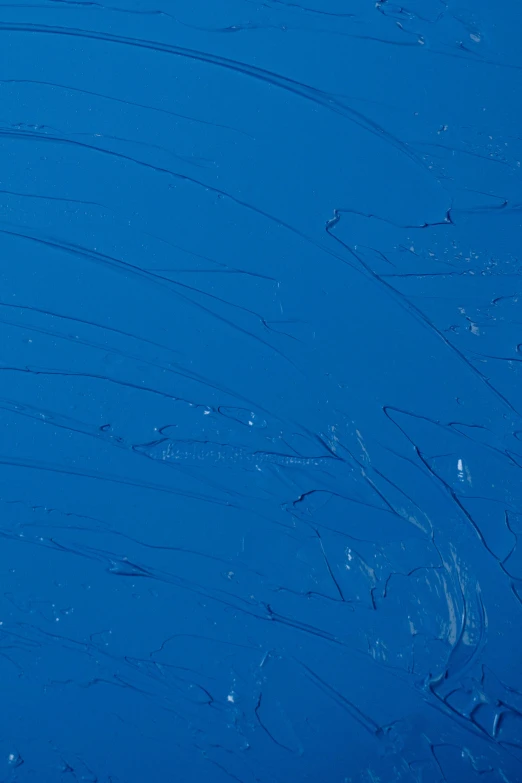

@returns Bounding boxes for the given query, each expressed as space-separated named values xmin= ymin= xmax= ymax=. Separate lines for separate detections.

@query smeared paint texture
xmin=0 ymin=1 xmax=521 ymax=781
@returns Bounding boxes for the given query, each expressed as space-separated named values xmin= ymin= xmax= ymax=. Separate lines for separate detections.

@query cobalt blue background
xmin=0 ymin=1 xmax=521 ymax=781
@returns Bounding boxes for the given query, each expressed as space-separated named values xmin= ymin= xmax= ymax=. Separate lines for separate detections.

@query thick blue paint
xmin=1 ymin=1 xmax=521 ymax=781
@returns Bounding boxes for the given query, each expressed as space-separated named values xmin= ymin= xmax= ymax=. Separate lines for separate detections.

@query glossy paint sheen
xmin=1 ymin=1 xmax=521 ymax=781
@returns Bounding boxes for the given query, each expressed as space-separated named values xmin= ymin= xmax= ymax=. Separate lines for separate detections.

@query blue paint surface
xmin=1 ymin=2 xmax=522 ymax=780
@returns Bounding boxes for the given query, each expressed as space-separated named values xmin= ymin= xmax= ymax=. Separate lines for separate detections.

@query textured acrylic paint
xmin=0 ymin=1 xmax=521 ymax=781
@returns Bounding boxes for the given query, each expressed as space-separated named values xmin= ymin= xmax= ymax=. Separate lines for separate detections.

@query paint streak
xmin=0 ymin=0 xmax=521 ymax=780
